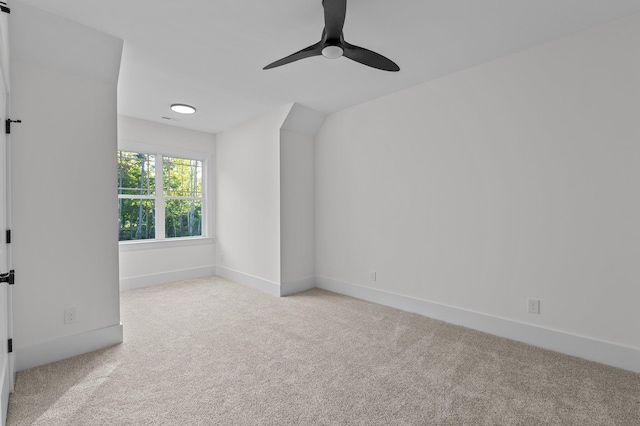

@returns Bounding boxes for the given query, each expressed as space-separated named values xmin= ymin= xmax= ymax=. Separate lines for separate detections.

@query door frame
xmin=0 ymin=3 xmax=14 ymax=424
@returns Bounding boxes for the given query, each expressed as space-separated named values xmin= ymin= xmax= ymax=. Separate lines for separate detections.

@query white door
xmin=0 ymin=3 xmax=12 ymax=424
xmin=0 ymin=75 xmax=9 ymax=424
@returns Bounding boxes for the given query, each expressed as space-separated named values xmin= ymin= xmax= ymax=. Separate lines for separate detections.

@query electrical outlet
xmin=527 ymin=299 xmax=540 ymax=315
xmin=64 ymin=308 xmax=77 ymax=324
xmin=370 ymin=271 xmax=377 ymax=282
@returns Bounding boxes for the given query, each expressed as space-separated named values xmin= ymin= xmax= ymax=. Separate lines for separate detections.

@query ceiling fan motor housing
xmin=322 ymin=44 xmax=344 ymax=59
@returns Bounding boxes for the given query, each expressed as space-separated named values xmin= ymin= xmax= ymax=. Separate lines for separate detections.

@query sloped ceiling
xmin=11 ymin=0 xmax=640 ymax=134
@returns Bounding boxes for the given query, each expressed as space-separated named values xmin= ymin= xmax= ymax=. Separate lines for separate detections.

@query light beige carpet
xmin=7 ymin=276 xmax=640 ymax=425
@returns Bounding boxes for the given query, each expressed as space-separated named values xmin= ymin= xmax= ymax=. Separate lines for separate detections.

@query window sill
xmin=119 ymin=237 xmax=215 ymax=251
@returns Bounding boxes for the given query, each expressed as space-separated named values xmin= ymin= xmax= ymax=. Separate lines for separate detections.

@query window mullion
xmin=156 ymin=154 xmax=166 ymax=240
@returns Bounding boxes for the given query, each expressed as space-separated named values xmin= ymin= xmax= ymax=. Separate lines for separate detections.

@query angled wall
xmin=215 ymin=105 xmax=290 ymax=295
xmin=10 ymin=3 xmax=123 ymax=371
xmin=280 ymin=104 xmax=326 ymax=295
xmin=215 ymin=103 xmax=325 ymax=296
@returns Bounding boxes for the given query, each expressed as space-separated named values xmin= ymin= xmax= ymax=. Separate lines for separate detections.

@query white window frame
xmin=118 ymin=140 xmax=214 ymax=250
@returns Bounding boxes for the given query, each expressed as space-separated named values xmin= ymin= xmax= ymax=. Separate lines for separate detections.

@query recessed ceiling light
xmin=170 ymin=104 xmax=196 ymax=114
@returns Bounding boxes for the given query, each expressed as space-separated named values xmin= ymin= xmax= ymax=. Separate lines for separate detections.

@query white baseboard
xmin=281 ymin=276 xmax=315 ymax=296
xmin=120 ymin=266 xmax=217 ymax=291
xmin=216 ymin=268 xmax=315 ymax=297
xmin=16 ymin=323 xmax=123 ymax=372
xmin=315 ymin=276 xmax=640 ymax=373
xmin=216 ymin=266 xmax=281 ymax=297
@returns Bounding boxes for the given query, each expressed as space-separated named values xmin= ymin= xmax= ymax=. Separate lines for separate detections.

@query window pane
xmin=163 ymin=156 xmax=202 ymax=197
xmin=118 ymin=151 xmax=156 ymax=196
xmin=165 ymin=199 xmax=202 ymax=238
xmin=119 ymin=198 xmax=155 ymax=241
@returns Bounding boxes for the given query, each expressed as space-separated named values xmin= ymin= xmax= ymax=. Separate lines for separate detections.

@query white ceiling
xmin=13 ymin=0 xmax=640 ymax=134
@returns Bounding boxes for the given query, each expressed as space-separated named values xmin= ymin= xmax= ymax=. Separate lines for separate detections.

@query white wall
xmin=316 ymin=14 xmax=640 ymax=359
xmin=216 ymin=104 xmax=324 ymax=296
xmin=279 ymin=104 xmax=325 ymax=295
xmin=117 ymin=116 xmax=216 ymax=290
xmin=10 ymin=3 xmax=123 ymax=371
xmin=215 ymin=106 xmax=290 ymax=293
xmin=280 ymin=130 xmax=315 ymax=291
xmin=119 ymin=115 xmax=216 ymax=154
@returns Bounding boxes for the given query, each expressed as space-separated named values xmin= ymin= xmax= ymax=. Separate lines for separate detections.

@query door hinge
xmin=0 ymin=270 xmax=14 ymax=285
xmin=5 ymin=229 xmax=10 ymax=244
xmin=7 ymin=339 xmax=12 ymax=354
xmin=0 ymin=2 xmax=9 ymax=14
xmin=5 ymin=119 xmax=21 ymax=134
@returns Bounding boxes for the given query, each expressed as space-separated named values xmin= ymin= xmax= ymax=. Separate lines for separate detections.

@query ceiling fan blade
xmin=342 ymin=42 xmax=400 ymax=72
xmin=323 ymin=0 xmax=347 ymax=41
xmin=263 ymin=42 xmax=323 ymax=70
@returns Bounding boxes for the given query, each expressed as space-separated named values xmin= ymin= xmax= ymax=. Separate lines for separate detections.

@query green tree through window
xmin=117 ymin=151 xmax=204 ymax=241
xmin=163 ymin=156 xmax=202 ymax=238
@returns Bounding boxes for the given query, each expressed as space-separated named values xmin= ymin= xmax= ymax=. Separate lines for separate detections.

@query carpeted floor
xmin=6 ymin=276 xmax=640 ymax=425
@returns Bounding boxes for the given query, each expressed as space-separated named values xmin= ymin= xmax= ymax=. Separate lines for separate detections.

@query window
xmin=118 ymin=150 xmax=204 ymax=241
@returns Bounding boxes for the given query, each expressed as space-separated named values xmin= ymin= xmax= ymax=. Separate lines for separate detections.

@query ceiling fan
xmin=263 ymin=0 xmax=400 ymax=72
